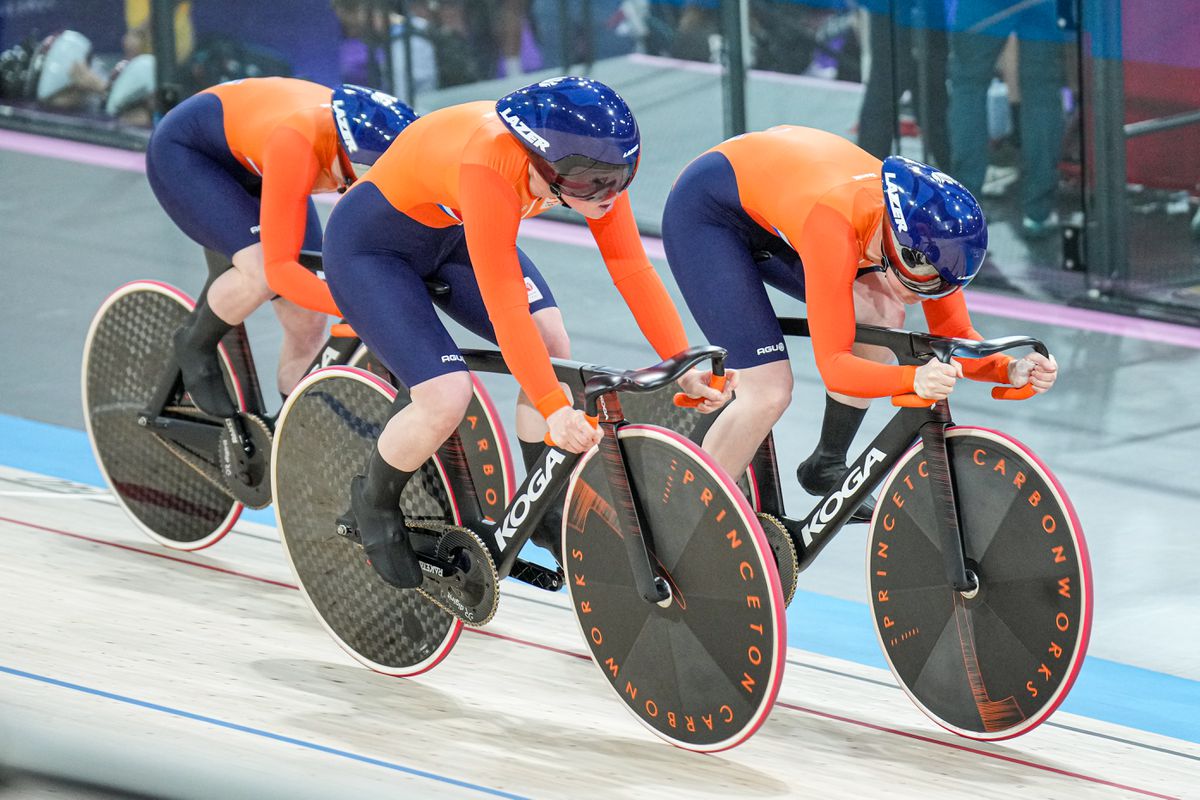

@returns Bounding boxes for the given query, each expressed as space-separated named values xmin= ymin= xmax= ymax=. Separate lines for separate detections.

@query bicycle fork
xmin=594 ymin=393 xmax=671 ymax=606
xmin=920 ymin=400 xmax=977 ymax=594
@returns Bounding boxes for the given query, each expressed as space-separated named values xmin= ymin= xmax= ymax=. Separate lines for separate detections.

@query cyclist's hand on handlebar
xmin=676 ymin=368 xmax=738 ymax=414
xmin=914 ymin=359 xmax=963 ymax=400
xmin=546 ymin=407 xmax=602 ymax=453
xmin=1008 ymin=352 xmax=1058 ymax=394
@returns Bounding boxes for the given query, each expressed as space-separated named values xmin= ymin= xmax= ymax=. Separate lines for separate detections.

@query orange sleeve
xmin=259 ymin=126 xmax=341 ymax=317
xmin=923 ymin=293 xmax=1012 ymax=383
xmin=459 ymin=163 xmax=571 ymax=418
xmin=587 ymin=193 xmax=689 ymax=360
xmin=798 ymin=205 xmax=918 ymax=398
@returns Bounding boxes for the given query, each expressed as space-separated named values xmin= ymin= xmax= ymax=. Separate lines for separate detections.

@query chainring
xmin=219 ymin=413 xmax=273 ymax=509
xmin=153 ymin=410 xmax=273 ymax=509
xmin=409 ymin=521 xmax=500 ymax=627
xmin=757 ymin=512 xmax=799 ymax=607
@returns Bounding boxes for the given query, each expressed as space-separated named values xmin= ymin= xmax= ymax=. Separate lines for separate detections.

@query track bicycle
xmin=626 ymin=317 xmax=1093 ymax=741
xmin=271 ymin=344 xmax=787 ymax=752
xmin=81 ymin=250 xmax=511 ymax=550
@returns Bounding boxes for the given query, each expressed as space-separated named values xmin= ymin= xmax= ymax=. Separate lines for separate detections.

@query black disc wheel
xmin=564 ymin=424 xmax=786 ymax=751
xmin=272 ymin=367 xmax=462 ymax=676
xmin=82 ymin=281 xmax=243 ymax=550
xmin=868 ymin=426 xmax=1092 ymax=740
xmin=618 ymin=385 xmax=756 ymax=504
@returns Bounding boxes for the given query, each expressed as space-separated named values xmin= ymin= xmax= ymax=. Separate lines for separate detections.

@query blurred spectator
xmin=855 ymin=0 xmax=948 ymax=167
xmin=947 ymin=0 xmax=1069 ymax=237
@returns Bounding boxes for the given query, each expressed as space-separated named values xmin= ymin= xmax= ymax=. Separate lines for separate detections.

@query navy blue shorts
xmin=322 ymin=182 xmax=558 ymax=390
xmin=662 ymin=151 xmax=807 ymax=369
xmin=145 ymin=92 xmax=323 ymax=259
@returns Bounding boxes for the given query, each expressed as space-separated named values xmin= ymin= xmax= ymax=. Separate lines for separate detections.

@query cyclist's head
xmin=495 ymin=76 xmax=640 ymax=206
xmin=29 ymin=29 xmax=92 ymax=101
xmin=880 ymin=156 xmax=988 ymax=300
xmin=104 ymin=53 xmax=155 ymax=118
xmin=330 ymin=84 xmax=418 ymax=179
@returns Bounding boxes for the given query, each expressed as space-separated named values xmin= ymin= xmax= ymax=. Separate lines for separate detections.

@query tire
xmin=272 ymin=367 xmax=462 ymax=676
xmin=81 ymin=281 xmax=244 ymax=550
xmin=618 ymin=385 xmax=757 ymax=504
xmin=563 ymin=424 xmax=786 ymax=751
xmin=868 ymin=426 xmax=1092 ymax=740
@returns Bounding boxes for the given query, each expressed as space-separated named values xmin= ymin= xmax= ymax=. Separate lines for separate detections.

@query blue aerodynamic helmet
xmin=496 ymin=76 xmax=640 ymax=203
xmin=330 ymin=84 xmax=418 ymax=175
xmin=880 ymin=156 xmax=988 ymax=299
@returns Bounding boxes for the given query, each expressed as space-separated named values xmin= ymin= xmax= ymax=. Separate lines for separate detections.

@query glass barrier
xmin=1086 ymin=0 xmax=1200 ymax=315
xmin=0 ymin=0 xmax=163 ymax=129
xmin=399 ymin=0 xmax=732 ymax=231
xmin=2 ymin=0 xmax=1196 ymax=321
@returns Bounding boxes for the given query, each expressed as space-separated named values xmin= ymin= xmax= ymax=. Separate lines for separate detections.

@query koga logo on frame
xmin=495 ymin=449 xmax=566 ymax=550
xmin=800 ymin=448 xmax=886 ymax=546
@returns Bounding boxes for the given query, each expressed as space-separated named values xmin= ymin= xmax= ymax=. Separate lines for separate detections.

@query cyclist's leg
xmin=794 ymin=270 xmax=903 ymax=514
xmin=146 ymin=93 xmax=268 ymax=416
xmin=324 ymin=185 xmax=474 ymax=587
xmin=433 ymin=242 xmax=568 ymax=560
xmin=272 ymin=200 xmax=329 ymax=397
xmin=662 ymin=151 xmax=793 ymax=480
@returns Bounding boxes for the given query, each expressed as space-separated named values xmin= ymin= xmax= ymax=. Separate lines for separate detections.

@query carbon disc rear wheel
xmin=564 ymin=425 xmax=786 ymax=751
xmin=273 ymin=367 xmax=462 ymax=676
xmin=868 ymin=427 xmax=1092 ymax=740
xmin=82 ymin=281 xmax=242 ymax=550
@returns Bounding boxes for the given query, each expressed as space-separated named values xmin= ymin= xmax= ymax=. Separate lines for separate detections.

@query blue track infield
xmin=2 ymin=413 xmax=1196 ymax=745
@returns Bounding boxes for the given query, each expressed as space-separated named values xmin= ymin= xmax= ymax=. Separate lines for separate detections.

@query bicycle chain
xmin=407 ymin=520 xmax=500 ymax=627
xmin=756 ymin=512 xmax=799 ymax=608
xmin=151 ymin=409 xmax=273 ymax=507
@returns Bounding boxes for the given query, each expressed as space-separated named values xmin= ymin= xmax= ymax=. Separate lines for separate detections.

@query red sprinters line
xmin=0 ymin=515 xmax=298 ymax=590
xmin=0 ymin=513 xmax=1182 ymax=798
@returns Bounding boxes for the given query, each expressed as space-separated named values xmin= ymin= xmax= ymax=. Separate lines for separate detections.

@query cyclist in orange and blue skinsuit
xmin=321 ymin=77 xmax=734 ymax=588
xmin=662 ymin=126 xmax=1059 ymax=522
xmin=146 ymin=77 xmax=415 ymax=416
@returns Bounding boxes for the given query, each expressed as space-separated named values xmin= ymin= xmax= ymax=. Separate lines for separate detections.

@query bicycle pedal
xmin=334 ymin=515 xmax=362 ymax=545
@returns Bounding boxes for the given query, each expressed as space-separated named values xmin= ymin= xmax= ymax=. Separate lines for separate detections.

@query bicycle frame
xmin=137 ymin=251 xmax=365 ymax=441
xmin=447 ymin=345 xmax=726 ymax=603
xmin=750 ymin=317 xmax=1047 ymax=589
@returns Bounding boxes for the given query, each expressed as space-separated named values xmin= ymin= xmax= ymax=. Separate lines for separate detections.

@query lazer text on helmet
xmin=499 ymin=107 xmax=550 ymax=152
xmin=884 ymin=172 xmax=907 ymax=233
xmin=800 ymin=447 xmax=886 ymax=546
xmin=495 ymin=448 xmax=566 ymax=550
xmin=332 ymin=100 xmax=357 ymax=153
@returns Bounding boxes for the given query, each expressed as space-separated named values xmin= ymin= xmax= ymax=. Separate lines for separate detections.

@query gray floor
xmin=1 ymin=135 xmax=1198 ymax=689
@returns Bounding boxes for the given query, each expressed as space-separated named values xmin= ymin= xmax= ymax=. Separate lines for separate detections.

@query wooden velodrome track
xmin=0 ymin=464 xmax=1194 ymax=799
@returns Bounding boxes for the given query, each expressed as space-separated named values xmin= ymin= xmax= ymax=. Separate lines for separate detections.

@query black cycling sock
xmin=519 ymin=438 xmax=564 ymax=565
xmin=798 ymin=395 xmax=875 ymax=522
xmin=174 ymin=300 xmax=236 ymax=417
xmin=812 ymin=394 xmax=867 ymax=466
xmin=362 ymin=446 xmax=416 ymax=509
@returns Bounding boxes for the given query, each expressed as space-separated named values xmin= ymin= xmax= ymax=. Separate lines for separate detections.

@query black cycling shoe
xmin=173 ymin=325 xmax=237 ymax=418
xmin=529 ymin=503 xmax=564 ymax=567
xmin=340 ymin=475 xmax=424 ymax=589
xmin=797 ymin=454 xmax=877 ymax=523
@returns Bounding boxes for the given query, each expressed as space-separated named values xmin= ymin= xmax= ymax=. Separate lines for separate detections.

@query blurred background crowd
xmin=1 ymin=0 xmax=1197 ymax=321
